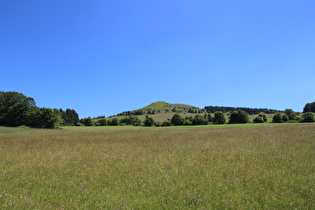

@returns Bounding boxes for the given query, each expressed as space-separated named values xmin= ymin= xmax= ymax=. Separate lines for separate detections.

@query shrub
xmin=162 ymin=119 xmax=172 ymax=126
xmin=154 ymin=122 xmax=162 ymax=127
xmin=98 ymin=118 xmax=107 ymax=126
xmin=253 ymin=116 xmax=264 ymax=123
xmin=143 ymin=116 xmax=155 ymax=127
xmin=111 ymin=118 xmax=119 ymax=126
xmin=184 ymin=119 xmax=192 ymax=125
xmin=120 ymin=115 xmax=142 ymax=125
xmin=272 ymin=113 xmax=282 ymax=123
xmin=213 ymin=112 xmax=226 ymax=124
xmin=258 ymin=112 xmax=267 ymax=122
xmin=301 ymin=112 xmax=315 ymax=122
xmin=284 ymin=109 xmax=297 ymax=121
xmin=171 ymin=114 xmax=185 ymax=126
xmin=282 ymin=114 xmax=289 ymax=122
xmin=229 ymin=110 xmax=249 ymax=124
xmin=206 ymin=114 xmax=212 ymax=123
xmin=193 ymin=115 xmax=207 ymax=125
xmin=81 ymin=117 xmax=94 ymax=126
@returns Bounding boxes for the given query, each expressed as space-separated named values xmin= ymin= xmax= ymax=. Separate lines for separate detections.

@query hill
xmin=115 ymin=101 xmax=204 ymax=116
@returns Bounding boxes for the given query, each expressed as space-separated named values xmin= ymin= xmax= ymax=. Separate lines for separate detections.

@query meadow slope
xmin=0 ymin=124 xmax=314 ymax=209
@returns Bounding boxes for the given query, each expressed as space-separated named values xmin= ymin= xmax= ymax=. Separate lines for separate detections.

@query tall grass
xmin=0 ymin=125 xmax=314 ymax=208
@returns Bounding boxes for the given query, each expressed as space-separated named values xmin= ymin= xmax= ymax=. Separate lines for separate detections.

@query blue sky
xmin=1 ymin=0 xmax=314 ymax=118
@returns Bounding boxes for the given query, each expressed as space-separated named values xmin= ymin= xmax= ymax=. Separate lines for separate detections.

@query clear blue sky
xmin=1 ymin=0 xmax=314 ymax=118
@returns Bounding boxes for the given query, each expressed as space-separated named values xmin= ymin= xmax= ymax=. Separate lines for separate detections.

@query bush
xmin=193 ymin=115 xmax=207 ymax=125
xmin=154 ymin=122 xmax=162 ymax=127
xmin=98 ymin=118 xmax=107 ymax=126
xmin=184 ymin=119 xmax=192 ymax=125
xmin=81 ymin=117 xmax=94 ymax=126
xmin=171 ymin=114 xmax=185 ymax=126
xmin=205 ymin=114 xmax=212 ymax=123
xmin=253 ymin=116 xmax=264 ymax=123
xmin=282 ymin=114 xmax=289 ymax=122
xmin=143 ymin=116 xmax=155 ymax=127
xmin=162 ymin=119 xmax=172 ymax=126
xmin=213 ymin=112 xmax=226 ymax=124
xmin=284 ymin=109 xmax=297 ymax=121
xmin=110 ymin=118 xmax=119 ymax=126
xmin=272 ymin=113 xmax=282 ymax=123
xmin=229 ymin=110 xmax=249 ymax=124
xmin=301 ymin=112 xmax=315 ymax=122
xmin=120 ymin=115 xmax=142 ymax=125
xmin=258 ymin=112 xmax=267 ymax=122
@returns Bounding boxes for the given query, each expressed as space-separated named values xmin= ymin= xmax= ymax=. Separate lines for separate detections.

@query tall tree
xmin=213 ymin=112 xmax=226 ymax=124
xmin=272 ymin=112 xmax=283 ymax=123
xmin=171 ymin=114 xmax=185 ymax=126
xmin=229 ymin=110 xmax=249 ymax=124
xmin=284 ymin=109 xmax=297 ymax=121
xmin=143 ymin=116 xmax=155 ymax=126
xmin=0 ymin=91 xmax=36 ymax=126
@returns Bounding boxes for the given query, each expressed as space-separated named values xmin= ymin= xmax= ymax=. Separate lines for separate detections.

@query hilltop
xmin=115 ymin=101 xmax=204 ymax=116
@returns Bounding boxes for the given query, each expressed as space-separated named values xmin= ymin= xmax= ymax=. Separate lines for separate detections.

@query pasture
xmin=0 ymin=124 xmax=314 ymax=209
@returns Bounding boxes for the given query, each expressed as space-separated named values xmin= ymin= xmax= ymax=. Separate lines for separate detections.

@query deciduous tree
xmin=213 ymin=112 xmax=226 ymax=124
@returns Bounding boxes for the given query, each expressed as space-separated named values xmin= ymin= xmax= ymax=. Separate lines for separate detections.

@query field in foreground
xmin=0 ymin=125 xmax=314 ymax=209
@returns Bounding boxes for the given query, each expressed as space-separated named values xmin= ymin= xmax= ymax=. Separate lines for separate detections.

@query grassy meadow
xmin=0 ymin=124 xmax=314 ymax=209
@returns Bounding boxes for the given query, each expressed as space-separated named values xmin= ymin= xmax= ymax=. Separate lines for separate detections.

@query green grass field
xmin=0 ymin=124 xmax=314 ymax=209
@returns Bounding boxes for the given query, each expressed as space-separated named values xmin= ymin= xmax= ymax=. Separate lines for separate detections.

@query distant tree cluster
xmin=204 ymin=106 xmax=281 ymax=115
xmin=120 ymin=115 xmax=142 ymax=126
xmin=187 ymin=107 xmax=204 ymax=113
xmin=80 ymin=115 xmax=143 ymax=127
xmin=0 ymin=91 xmax=63 ymax=128
xmin=117 ymin=110 xmax=144 ymax=116
xmin=272 ymin=109 xmax=314 ymax=123
xmin=116 ymin=104 xmax=204 ymax=117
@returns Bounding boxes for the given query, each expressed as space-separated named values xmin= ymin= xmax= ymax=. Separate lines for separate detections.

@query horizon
xmin=1 ymin=1 xmax=314 ymax=118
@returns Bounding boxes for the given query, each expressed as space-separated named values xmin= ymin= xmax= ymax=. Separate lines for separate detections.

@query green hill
xmin=116 ymin=101 xmax=204 ymax=116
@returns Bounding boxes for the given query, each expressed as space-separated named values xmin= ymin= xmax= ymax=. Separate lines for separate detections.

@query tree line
xmin=1 ymin=91 xmax=313 ymax=128
xmin=272 ymin=109 xmax=314 ymax=123
xmin=204 ymin=106 xmax=282 ymax=115
xmin=82 ymin=108 xmax=314 ymax=127
xmin=115 ymin=104 xmax=285 ymax=118
xmin=0 ymin=91 xmax=79 ymax=128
